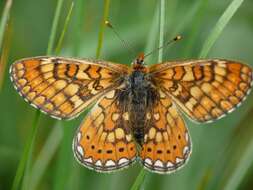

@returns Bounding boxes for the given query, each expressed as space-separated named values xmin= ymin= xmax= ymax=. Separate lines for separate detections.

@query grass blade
xmin=29 ymin=126 xmax=63 ymax=190
xmin=55 ymin=2 xmax=74 ymax=54
xmin=0 ymin=19 xmax=12 ymax=91
xmin=47 ymin=0 xmax=64 ymax=55
xmin=223 ymin=135 xmax=253 ymax=190
xmin=158 ymin=0 xmax=165 ymax=62
xmin=130 ymin=1 xmax=166 ymax=189
xmin=11 ymin=0 xmax=65 ymax=189
xmin=130 ymin=169 xmax=146 ymax=190
xmin=199 ymin=0 xmax=244 ymax=58
xmin=0 ymin=0 xmax=12 ymax=52
xmin=11 ymin=112 xmax=40 ymax=190
xmin=28 ymin=3 xmax=75 ymax=188
xmin=96 ymin=0 xmax=111 ymax=58
xmin=182 ymin=0 xmax=209 ymax=58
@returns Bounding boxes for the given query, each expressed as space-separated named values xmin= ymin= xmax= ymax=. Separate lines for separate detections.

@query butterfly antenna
xmin=105 ymin=20 xmax=136 ymax=57
xmin=144 ymin=35 xmax=182 ymax=58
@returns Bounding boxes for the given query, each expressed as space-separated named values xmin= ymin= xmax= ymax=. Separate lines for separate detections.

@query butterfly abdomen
xmin=125 ymin=71 xmax=158 ymax=144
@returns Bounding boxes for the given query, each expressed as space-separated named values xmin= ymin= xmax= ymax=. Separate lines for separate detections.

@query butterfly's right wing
xmin=149 ymin=60 xmax=253 ymax=123
xmin=10 ymin=56 xmax=129 ymax=120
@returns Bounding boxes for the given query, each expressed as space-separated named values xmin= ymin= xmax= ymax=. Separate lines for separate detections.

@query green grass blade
xmin=27 ymin=3 xmax=75 ymax=189
xmin=29 ymin=126 xmax=63 ymax=190
xmin=223 ymin=135 xmax=253 ymax=190
xmin=96 ymin=0 xmax=111 ymax=58
xmin=199 ymin=0 xmax=244 ymax=58
xmin=130 ymin=169 xmax=146 ymax=190
xmin=55 ymin=2 xmax=74 ymax=54
xmin=144 ymin=5 xmax=159 ymax=65
xmin=0 ymin=0 xmax=12 ymax=52
xmin=11 ymin=112 xmax=40 ymax=190
xmin=11 ymin=0 xmax=65 ymax=189
xmin=47 ymin=0 xmax=64 ymax=55
xmin=130 ymin=1 xmax=166 ymax=189
xmin=182 ymin=0 xmax=209 ymax=58
xmin=0 ymin=19 xmax=12 ymax=92
xmin=158 ymin=0 xmax=165 ymax=62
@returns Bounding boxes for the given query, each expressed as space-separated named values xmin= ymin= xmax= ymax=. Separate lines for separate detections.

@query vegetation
xmin=1 ymin=0 xmax=253 ymax=189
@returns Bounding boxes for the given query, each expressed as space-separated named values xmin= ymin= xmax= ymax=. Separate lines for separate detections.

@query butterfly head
xmin=132 ymin=52 xmax=146 ymax=72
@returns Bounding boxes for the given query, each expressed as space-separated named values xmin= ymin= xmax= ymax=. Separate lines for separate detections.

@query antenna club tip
xmin=105 ymin=20 xmax=112 ymax=28
xmin=174 ymin=35 xmax=182 ymax=41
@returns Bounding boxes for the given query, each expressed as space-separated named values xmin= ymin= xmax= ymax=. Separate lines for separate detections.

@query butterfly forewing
xmin=140 ymin=89 xmax=191 ymax=174
xmin=10 ymin=56 xmax=128 ymax=120
xmin=149 ymin=59 xmax=253 ymax=123
xmin=73 ymin=89 xmax=137 ymax=172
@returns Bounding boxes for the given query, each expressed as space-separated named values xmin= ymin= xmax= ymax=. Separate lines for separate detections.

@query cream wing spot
xmin=122 ymin=112 xmax=129 ymax=120
xmin=154 ymin=160 xmax=164 ymax=167
xmin=183 ymin=146 xmax=190 ymax=155
xmin=148 ymin=127 xmax=156 ymax=139
xmin=176 ymin=157 xmax=184 ymax=164
xmin=105 ymin=160 xmax=116 ymax=167
xmin=84 ymin=158 xmax=93 ymax=163
xmin=146 ymin=112 xmax=151 ymax=120
xmin=115 ymin=128 xmax=125 ymax=139
xmin=118 ymin=158 xmax=129 ymax=165
xmin=144 ymin=158 xmax=153 ymax=165
xmin=64 ymin=83 xmax=79 ymax=96
xmin=105 ymin=90 xmax=115 ymax=98
xmin=77 ymin=145 xmax=84 ymax=156
xmin=107 ymin=132 xmax=115 ymax=143
xmin=95 ymin=160 xmax=102 ymax=166
xmin=126 ymin=134 xmax=132 ymax=142
xmin=154 ymin=112 xmax=160 ymax=120
xmin=77 ymin=132 xmax=82 ymax=142
xmin=166 ymin=161 xmax=174 ymax=167
xmin=214 ymin=65 xmax=226 ymax=76
xmin=112 ymin=112 xmax=120 ymax=121
xmin=156 ymin=132 xmax=162 ymax=143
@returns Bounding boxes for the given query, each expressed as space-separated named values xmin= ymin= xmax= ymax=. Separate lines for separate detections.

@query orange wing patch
xmin=140 ymin=90 xmax=191 ymax=174
xmin=73 ymin=89 xmax=137 ymax=172
xmin=10 ymin=56 xmax=128 ymax=120
xmin=150 ymin=60 xmax=253 ymax=122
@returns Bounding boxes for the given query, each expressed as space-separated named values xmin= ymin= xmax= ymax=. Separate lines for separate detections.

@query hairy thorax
xmin=118 ymin=71 xmax=158 ymax=145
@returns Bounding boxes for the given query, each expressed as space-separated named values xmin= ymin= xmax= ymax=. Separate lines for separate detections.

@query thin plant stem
xmin=158 ymin=0 xmax=165 ymax=62
xmin=47 ymin=0 xmax=65 ymax=55
xmin=0 ymin=0 xmax=12 ymax=52
xmin=27 ymin=2 xmax=75 ymax=189
xmin=96 ymin=0 xmax=111 ymax=58
xmin=11 ymin=112 xmax=40 ymax=190
xmin=11 ymin=0 xmax=65 ymax=189
xmin=55 ymin=2 xmax=74 ymax=54
xmin=199 ymin=0 xmax=244 ymax=58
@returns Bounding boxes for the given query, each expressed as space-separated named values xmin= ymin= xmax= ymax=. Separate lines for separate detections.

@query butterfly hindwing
xmin=73 ymin=89 xmax=137 ymax=172
xmin=140 ymin=90 xmax=191 ymax=174
xmin=149 ymin=59 xmax=253 ymax=123
xmin=10 ymin=56 xmax=128 ymax=120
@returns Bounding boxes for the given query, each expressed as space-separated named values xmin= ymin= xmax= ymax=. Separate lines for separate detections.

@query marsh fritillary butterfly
xmin=10 ymin=53 xmax=252 ymax=173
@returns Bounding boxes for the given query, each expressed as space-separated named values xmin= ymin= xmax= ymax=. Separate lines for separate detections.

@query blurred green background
xmin=1 ymin=0 xmax=253 ymax=190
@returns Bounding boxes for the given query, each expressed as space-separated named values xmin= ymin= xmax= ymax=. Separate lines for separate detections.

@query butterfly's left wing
xmin=149 ymin=59 xmax=253 ymax=123
xmin=140 ymin=90 xmax=191 ymax=174
xmin=10 ymin=56 xmax=129 ymax=120
xmin=73 ymin=89 xmax=137 ymax=172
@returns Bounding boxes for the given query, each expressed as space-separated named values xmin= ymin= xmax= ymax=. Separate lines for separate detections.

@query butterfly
xmin=10 ymin=53 xmax=253 ymax=174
